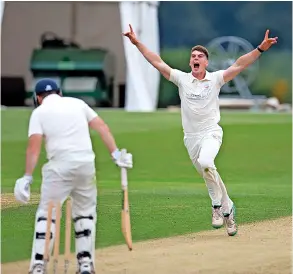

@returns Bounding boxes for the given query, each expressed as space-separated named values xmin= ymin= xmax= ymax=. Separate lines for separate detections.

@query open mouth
xmin=193 ymin=63 xmax=200 ymax=69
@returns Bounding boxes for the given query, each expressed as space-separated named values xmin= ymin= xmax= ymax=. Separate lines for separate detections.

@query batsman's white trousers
xmin=40 ymin=160 xmax=97 ymax=215
xmin=29 ymin=159 xmax=97 ymax=271
xmin=183 ymin=126 xmax=233 ymax=214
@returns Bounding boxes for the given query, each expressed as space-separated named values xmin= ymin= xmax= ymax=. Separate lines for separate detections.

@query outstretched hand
xmin=122 ymin=24 xmax=138 ymax=45
xmin=259 ymin=29 xmax=278 ymax=51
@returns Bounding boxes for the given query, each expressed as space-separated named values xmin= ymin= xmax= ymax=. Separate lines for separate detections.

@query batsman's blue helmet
xmin=33 ymin=78 xmax=62 ymax=107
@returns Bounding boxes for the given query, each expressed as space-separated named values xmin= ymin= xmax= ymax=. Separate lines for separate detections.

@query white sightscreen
xmin=119 ymin=1 xmax=160 ymax=112
xmin=0 ymin=0 xmax=4 ymax=26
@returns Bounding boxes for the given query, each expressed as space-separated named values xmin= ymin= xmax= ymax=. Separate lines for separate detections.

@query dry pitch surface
xmin=1 ymin=194 xmax=292 ymax=274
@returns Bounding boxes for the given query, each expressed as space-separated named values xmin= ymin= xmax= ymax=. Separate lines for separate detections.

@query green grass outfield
xmin=1 ymin=109 xmax=292 ymax=263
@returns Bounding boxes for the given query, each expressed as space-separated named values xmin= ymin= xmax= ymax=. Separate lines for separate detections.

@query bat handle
xmin=121 ymin=168 xmax=128 ymax=189
xmin=120 ymin=148 xmax=128 ymax=189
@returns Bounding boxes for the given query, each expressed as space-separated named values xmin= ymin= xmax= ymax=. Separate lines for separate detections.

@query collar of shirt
xmin=42 ymin=94 xmax=61 ymax=104
xmin=189 ymin=70 xmax=211 ymax=83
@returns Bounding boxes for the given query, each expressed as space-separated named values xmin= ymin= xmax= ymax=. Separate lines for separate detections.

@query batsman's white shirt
xmin=169 ymin=69 xmax=226 ymax=134
xmin=28 ymin=94 xmax=97 ymax=162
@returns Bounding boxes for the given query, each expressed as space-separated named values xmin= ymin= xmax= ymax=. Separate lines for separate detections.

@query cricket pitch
xmin=1 ymin=194 xmax=291 ymax=274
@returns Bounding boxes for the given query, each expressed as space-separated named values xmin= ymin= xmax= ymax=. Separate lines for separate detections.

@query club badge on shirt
xmin=185 ymin=83 xmax=212 ymax=100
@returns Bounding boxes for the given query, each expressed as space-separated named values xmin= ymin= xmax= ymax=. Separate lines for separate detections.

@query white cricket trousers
xmin=29 ymin=159 xmax=97 ymax=272
xmin=183 ymin=127 xmax=233 ymax=214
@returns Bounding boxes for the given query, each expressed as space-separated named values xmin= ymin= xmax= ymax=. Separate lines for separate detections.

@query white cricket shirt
xmin=169 ymin=69 xmax=226 ymax=134
xmin=28 ymin=94 xmax=98 ymax=162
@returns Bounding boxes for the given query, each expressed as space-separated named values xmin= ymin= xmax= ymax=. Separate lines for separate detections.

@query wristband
xmin=257 ymin=47 xmax=264 ymax=53
xmin=111 ymin=148 xmax=120 ymax=160
xmin=24 ymin=175 xmax=33 ymax=183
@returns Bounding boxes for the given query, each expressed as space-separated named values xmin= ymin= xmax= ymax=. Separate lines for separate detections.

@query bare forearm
xmin=224 ymin=30 xmax=277 ymax=83
xmin=93 ymin=123 xmax=117 ymax=154
xmin=135 ymin=41 xmax=163 ymax=66
xmin=99 ymin=127 xmax=117 ymax=154
xmin=235 ymin=48 xmax=261 ymax=68
xmin=89 ymin=117 xmax=118 ymax=154
xmin=134 ymin=40 xmax=171 ymax=79
xmin=25 ymin=150 xmax=40 ymax=176
xmin=123 ymin=25 xmax=170 ymax=79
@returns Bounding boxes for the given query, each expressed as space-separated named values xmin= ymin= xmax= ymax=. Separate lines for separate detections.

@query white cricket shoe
xmin=77 ymin=257 xmax=95 ymax=274
xmin=29 ymin=263 xmax=44 ymax=274
xmin=224 ymin=205 xmax=238 ymax=236
xmin=212 ymin=206 xmax=224 ymax=229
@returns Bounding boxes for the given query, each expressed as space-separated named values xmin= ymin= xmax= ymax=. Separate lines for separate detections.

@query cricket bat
xmin=120 ymin=149 xmax=133 ymax=251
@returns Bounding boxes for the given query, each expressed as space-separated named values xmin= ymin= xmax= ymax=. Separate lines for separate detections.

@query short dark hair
xmin=191 ymin=45 xmax=209 ymax=59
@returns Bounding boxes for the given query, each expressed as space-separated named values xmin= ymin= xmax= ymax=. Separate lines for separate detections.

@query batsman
xmin=123 ymin=25 xmax=277 ymax=236
xmin=14 ymin=79 xmax=133 ymax=274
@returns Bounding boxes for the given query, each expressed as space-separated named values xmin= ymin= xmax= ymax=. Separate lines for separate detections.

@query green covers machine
xmin=28 ymin=48 xmax=116 ymax=107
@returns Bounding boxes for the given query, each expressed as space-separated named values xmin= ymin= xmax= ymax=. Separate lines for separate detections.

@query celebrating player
xmin=123 ymin=24 xmax=277 ymax=236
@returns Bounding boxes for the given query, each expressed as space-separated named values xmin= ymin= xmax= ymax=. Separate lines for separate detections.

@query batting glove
xmin=111 ymin=149 xmax=133 ymax=169
xmin=14 ymin=175 xmax=33 ymax=204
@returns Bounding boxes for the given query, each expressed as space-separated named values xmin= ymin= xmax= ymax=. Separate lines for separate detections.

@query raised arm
xmin=123 ymin=24 xmax=172 ymax=80
xmin=223 ymin=29 xmax=278 ymax=83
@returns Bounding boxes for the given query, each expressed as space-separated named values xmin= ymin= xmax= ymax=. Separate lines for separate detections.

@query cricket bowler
xmin=14 ymin=79 xmax=133 ymax=274
xmin=123 ymin=25 xmax=277 ymax=236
